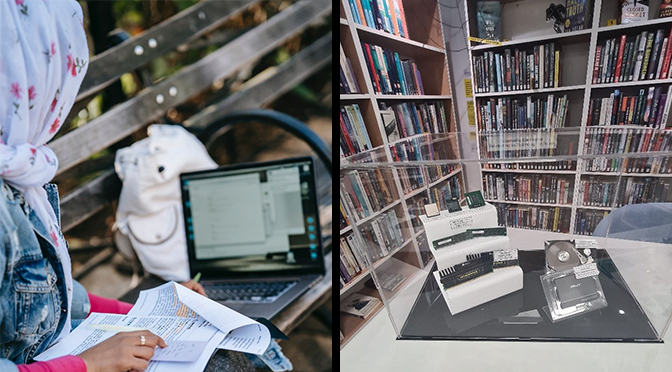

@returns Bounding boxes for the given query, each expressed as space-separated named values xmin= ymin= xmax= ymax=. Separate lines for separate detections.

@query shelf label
xmin=464 ymin=79 xmax=473 ymax=98
xmin=574 ymin=239 xmax=598 ymax=249
xmin=574 ymin=262 xmax=599 ymax=279
xmin=466 ymin=101 xmax=476 ymax=126
xmin=467 ymin=36 xmax=502 ymax=46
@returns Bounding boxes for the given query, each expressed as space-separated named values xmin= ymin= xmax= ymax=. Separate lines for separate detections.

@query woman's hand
xmin=78 ymin=330 xmax=167 ymax=372
xmin=179 ymin=279 xmax=206 ymax=296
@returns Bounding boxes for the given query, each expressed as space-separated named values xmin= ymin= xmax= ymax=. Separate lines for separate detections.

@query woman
xmin=0 ymin=1 xmax=242 ymax=371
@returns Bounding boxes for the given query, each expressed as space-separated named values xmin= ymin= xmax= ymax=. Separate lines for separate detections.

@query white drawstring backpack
xmin=113 ymin=124 xmax=217 ymax=282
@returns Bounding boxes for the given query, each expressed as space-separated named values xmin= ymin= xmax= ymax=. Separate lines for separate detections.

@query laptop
xmin=179 ymin=156 xmax=325 ymax=319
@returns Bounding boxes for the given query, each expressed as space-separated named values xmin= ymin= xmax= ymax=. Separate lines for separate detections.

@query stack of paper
xmin=35 ymin=282 xmax=273 ymax=372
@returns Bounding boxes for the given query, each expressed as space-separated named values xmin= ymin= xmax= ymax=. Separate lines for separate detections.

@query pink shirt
xmin=16 ymin=294 xmax=133 ymax=372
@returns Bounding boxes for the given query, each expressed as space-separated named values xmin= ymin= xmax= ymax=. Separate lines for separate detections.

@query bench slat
xmin=76 ymin=0 xmax=257 ymax=102
xmin=60 ymin=169 xmax=121 ymax=233
xmin=60 ymin=36 xmax=332 ymax=233
xmin=184 ymin=32 xmax=332 ymax=129
xmin=51 ymin=0 xmax=331 ymax=175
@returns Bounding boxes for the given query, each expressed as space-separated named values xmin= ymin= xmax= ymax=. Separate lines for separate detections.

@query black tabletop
xmin=399 ymin=250 xmax=660 ymax=342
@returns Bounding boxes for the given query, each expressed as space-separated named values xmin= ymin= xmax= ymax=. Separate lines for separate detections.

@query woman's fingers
xmin=126 ymin=357 xmax=149 ymax=372
xmin=124 ymin=330 xmax=168 ymax=348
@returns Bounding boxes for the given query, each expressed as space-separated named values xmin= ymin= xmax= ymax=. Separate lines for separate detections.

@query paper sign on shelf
xmin=464 ymin=79 xmax=473 ymax=98
xmin=466 ymin=101 xmax=476 ymax=126
xmin=467 ymin=36 xmax=502 ymax=45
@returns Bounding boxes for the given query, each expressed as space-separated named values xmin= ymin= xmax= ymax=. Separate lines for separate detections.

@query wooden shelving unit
xmin=339 ymin=0 xmax=463 ymax=349
xmin=464 ymin=0 xmax=672 ymax=236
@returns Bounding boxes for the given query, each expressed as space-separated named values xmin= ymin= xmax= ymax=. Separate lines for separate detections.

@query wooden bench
xmin=51 ymin=0 xmax=333 ymax=336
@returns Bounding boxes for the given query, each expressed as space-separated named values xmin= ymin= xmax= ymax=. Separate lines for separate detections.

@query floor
xmin=340 ymin=229 xmax=672 ymax=372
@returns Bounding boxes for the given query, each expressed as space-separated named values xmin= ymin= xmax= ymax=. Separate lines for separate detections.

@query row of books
xmin=494 ymin=204 xmax=571 ymax=233
xmin=615 ymin=177 xmax=671 ymax=207
xmin=362 ymin=42 xmax=425 ymax=95
xmin=358 ymin=209 xmax=405 ymax=261
xmin=340 ymin=104 xmax=373 ymax=158
xmin=340 ymin=169 xmax=395 ymax=221
xmin=574 ymin=209 xmax=608 ymax=235
xmin=481 ymin=160 xmax=577 ymax=171
xmin=347 ymin=0 xmax=408 ymax=39
xmin=340 ymin=233 xmax=369 ymax=285
xmin=578 ymin=178 xmax=618 ymax=207
xmin=340 ymin=202 xmax=349 ymax=230
xmin=482 ymin=173 xmax=574 ymax=205
xmin=582 ymin=128 xmax=672 ymax=173
xmin=390 ymin=137 xmax=459 ymax=194
xmin=340 ymin=43 xmax=360 ymax=94
xmin=428 ymin=176 xmax=461 ymax=210
xmin=406 ymin=193 xmax=429 ymax=232
xmin=477 ymin=94 xmax=569 ymax=131
xmin=478 ymin=128 xmax=574 ymax=162
xmin=587 ymin=86 xmax=672 ymax=128
xmin=472 ymin=43 xmax=561 ymax=93
xmin=379 ymin=101 xmax=450 ymax=143
xmin=592 ymin=28 xmax=672 ymax=85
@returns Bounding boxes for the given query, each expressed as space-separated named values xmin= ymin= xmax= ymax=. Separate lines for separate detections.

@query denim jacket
xmin=0 ymin=180 xmax=90 ymax=371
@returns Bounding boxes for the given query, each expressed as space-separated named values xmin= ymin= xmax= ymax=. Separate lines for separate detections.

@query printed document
xmin=34 ymin=282 xmax=272 ymax=371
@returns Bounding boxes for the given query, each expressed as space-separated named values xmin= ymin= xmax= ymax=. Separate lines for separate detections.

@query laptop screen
xmin=180 ymin=156 xmax=324 ymax=277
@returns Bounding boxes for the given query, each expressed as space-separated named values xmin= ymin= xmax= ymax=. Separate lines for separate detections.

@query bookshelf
xmin=339 ymin=0 xmax=464 ymax=349
xmin=465 ymin=0 xmax=672 ymax=236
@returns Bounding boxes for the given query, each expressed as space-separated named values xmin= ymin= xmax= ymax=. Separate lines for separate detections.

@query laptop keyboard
xmin=205 ymin=280 xmax=298 ymax=303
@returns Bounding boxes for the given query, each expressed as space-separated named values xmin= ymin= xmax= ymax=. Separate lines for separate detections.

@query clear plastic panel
xmin=340 ymin=132 xmax=672 ymax=342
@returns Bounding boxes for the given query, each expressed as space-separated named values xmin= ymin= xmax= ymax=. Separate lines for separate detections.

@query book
xmin=648 ymin=29 xmax=665 ymax=79
xmin=340 ymin=293 xmax=381 ymax=319
xmin=640 ymin=31 xmax=656 ymax=80
xmin=477 ymin=1 xmax=502 ymax=41
xmin=379 ymin=105 xmax=400 ymax=142
xmin=621 ymin=0 xmax=649 ymax=24
xmin=565 ymin=0 xmax=592 ymax=32
xmin=661 ymin=0 xmax=672 ymax=18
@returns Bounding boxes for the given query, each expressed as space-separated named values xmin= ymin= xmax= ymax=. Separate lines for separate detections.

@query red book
xmin=586 ymin=99 xmax=593 ymax=126
xmin=592 ymin=45 xmax=602 ymax=84
xmin=363 ymin=43 xmax=381 ymax=93
xmin=614 ymin=35 xmax=627 ymax=82
xmin=661 ymin=28 xmax=672 ymax=79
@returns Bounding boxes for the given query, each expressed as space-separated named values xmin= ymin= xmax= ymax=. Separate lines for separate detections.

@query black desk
xmin=399 ymin=250 xmax=659 ymax=342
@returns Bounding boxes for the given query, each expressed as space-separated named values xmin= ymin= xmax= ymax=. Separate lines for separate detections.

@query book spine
xmin=393 ymin=52 xmax=407 ymax=95
xmin=342 ymin=106 xmax=363 ymax=152
xmin=660 ymin=85 xmax=672 ymax=128
xmin=641 ymin=32 xmax=656 ymax=80
xmin=662 ymin=28 xmax=672 ymax=79
xmin=622 ymin=41 xmax=634 ymax=82
xmin=656 ymin=38 xmax=669 ymax=80
xmin=384 ymin=0 xmax=398 ymax=35
xmin=593 ymin=45 xmax=602 ymax=84
xmin=614 ymin=35 xmax=627 ymax=82
xmin=505 ymin=49 xmax=512 ymax=91
xmin=603 ymin=39 xmax=613 ymax=84
xmin=648 ymin=29 xmax=665 ymax=80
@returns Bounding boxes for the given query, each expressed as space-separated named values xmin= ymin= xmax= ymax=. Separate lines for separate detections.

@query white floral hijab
xmin=0 ymin=0 xmax=89 ymax=343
